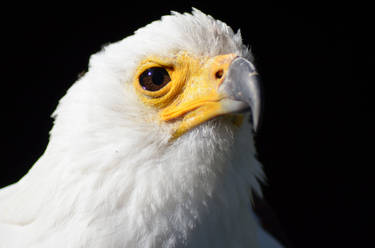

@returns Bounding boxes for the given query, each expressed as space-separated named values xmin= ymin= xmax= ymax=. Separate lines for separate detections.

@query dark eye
xmin=139 ymin=67 xmax=171 ymax=91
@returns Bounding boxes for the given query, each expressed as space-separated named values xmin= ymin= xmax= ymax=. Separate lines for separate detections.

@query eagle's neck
xmin=4 ymin=117 xmax=263 ymax=248
xmin=74 ymin=118 xmax=264 ymax=247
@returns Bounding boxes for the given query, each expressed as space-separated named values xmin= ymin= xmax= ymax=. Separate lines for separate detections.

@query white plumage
xmin=0 ymin=9 xmax=283 ymax=248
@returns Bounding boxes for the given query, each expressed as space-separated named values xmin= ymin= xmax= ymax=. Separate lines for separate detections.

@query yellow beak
xmin=160 ymin=53 xmax=237 ymax=137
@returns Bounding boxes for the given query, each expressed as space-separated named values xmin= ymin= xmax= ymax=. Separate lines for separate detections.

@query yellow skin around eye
xmin=133 ymin=52 xmax=243 ymax=138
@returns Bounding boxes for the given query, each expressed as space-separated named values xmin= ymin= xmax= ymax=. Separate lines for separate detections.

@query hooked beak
xmin=219 ymin=57 xmax=262 ymax=131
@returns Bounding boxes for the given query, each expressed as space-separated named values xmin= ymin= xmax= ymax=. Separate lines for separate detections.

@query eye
xmin=139 ymin=67 xmax=171 ymax=91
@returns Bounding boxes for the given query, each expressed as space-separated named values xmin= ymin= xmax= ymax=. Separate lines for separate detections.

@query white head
xmin=50 ymin=9 xmax=257 ymax=160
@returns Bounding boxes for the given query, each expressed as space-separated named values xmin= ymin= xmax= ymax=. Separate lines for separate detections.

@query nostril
xmin=215 ymin=69 xmax=224 ymax=79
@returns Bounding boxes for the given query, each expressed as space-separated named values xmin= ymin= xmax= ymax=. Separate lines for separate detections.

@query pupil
xmin=151 ymin=68 xmax=165 ymax=85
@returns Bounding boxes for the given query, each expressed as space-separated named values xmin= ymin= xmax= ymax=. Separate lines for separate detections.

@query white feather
xmin=0 ymin=9 xmax=280 ymax=248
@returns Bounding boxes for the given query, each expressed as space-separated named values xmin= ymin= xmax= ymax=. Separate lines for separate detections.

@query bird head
xmin=49 ymin=9 xmax=262 ymax=187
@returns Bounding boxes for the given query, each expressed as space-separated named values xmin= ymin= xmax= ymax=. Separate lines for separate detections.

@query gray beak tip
xmin=220 ymin=57 xmax=262 ymax=132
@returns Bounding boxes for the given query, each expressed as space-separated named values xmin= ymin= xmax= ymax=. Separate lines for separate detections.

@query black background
xmin=0 ymin=1 xmax=372 ymax=247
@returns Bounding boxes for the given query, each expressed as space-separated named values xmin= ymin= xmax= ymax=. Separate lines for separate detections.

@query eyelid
xmin=139 ymin=57 xmax=175 ymax=70
xmin=133 ymin=56 xmax=183 ymax=108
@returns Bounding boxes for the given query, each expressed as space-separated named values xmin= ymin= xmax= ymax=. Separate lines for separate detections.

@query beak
xmin=219 ymin=57 xmax=262 ymax=131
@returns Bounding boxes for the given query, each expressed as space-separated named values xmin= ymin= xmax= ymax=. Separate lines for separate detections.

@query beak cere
xmin=219 ymin=57 xmax=262 ymax=131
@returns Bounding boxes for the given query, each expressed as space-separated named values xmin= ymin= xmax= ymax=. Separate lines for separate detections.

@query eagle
xmin=0 ymin=9 xmax=285 ymax=248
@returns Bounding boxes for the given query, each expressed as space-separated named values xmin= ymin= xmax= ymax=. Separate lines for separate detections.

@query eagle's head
xmin=51 ymin=9 xmax=260 ymax=157
xmin=20 ymin=9 xmax=265 ymax=247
